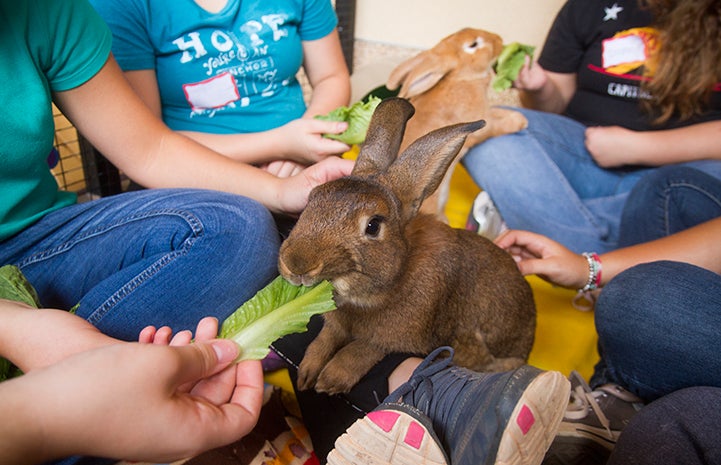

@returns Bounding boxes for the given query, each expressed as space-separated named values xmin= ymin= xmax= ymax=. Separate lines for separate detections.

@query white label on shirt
xmin=602 ymin=35 xmax=646 ymax=69
xmin=183 ymin=72 xmax=239 ymax=111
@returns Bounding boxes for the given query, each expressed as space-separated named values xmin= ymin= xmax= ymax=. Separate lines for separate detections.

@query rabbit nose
xmin=278 ymin=255 xmax=324 ymax=287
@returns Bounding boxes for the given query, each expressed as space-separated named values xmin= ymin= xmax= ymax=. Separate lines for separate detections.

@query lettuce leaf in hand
xmin=492 ymin=42 xmax=536 ymax=92
xmin=315 ymin=96 xmax=382 ymax=145
xmin=219 ymin=275 xmax=336 ymax=362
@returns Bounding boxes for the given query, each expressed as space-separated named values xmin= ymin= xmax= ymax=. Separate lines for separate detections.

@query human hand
xmin=139 ymin=316 xmax=245 ymax=403
xmin=495 ymin=230 xmax=589 ymax=289
xmin=513 ymin=56 xmax=548 ymax=92
xmin=585 ymin=125 xmax=644 ymax=167
xmin=259 ymin=159 xmax=307 ymax=178
xmin=1 ymin=338 xmax=263 ymax=464
xmin=275 ymin=155 xmax=355 ymax=215
xmin=277 ymin=118 xmax=351 ymax=164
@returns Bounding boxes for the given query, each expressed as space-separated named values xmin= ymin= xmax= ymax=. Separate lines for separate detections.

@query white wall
xmin=354 ymin=0 xmax=566 ymax=50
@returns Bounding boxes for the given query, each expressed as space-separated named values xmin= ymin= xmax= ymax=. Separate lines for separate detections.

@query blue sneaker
xmin=328 ymin=347 xmax=570 ymax=465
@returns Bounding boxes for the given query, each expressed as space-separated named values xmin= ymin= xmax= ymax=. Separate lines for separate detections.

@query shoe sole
xmin=327 ymin=404 xmax=448 ymax=465
xmin=495 ymin=370 xmax=571 ymax=465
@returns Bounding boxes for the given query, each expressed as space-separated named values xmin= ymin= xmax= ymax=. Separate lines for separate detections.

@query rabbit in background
xmin=386 ymin=27 xmax=528 ymax=220
xmin=278 ymin=98 xmax=536 ymax=395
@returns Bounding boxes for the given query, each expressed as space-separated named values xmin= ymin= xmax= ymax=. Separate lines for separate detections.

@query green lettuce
xmin=315 ymin=96 xmax=382 ymax=145
xmin=0 ymin=265 xmax=39 ymax=381
xmin=492 ymin=42 xmax=536 ymax=92
xmin=0 ymin=264 xmax=40 ymax=308
xmin=219 ymin=275 xmax=336 ymax=361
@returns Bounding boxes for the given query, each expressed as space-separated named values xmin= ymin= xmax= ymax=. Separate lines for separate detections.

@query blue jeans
xmin=619 ymin=166 xmax=721 ymax=246
xmin=462 ymin=108 xmax=721 ymax=253
xmin=1 ymin=188 xmax=280 ymax=341
xmin=589 ymin=167 xmax=721 ymax=399
xmin=591 ymin=261 xmax=721 ymax=402
xmin=608 ymin=386 xmax=721 ymax=465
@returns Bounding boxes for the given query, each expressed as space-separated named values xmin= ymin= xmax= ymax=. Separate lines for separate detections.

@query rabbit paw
xmin=487 ymin=107 xmax=528 ymax=137
xmin=314 ymin=361 xmax=363 ymax=395
xmin=297 ymin=355 xmax=325 ymax=391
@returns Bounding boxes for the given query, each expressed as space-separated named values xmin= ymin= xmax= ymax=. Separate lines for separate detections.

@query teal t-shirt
xmin=0 ymin=0 xmax=112 ymax=242
xmin=89 ymin=0 xmax=338 ymax=134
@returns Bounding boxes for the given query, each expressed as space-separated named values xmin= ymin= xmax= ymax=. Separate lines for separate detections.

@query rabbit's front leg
xmin=314 ymin=340 xmax=387 ymax=395
xmin=297 ymin=317 xmax=350 ymax=391
xmin=468 ymin=107 xmax=528 ymax=145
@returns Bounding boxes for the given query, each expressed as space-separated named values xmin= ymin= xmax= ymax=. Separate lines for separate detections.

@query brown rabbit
xmin=278 ymin=98 xmax=536 ymax=395
xmin=386 ymin=27 xmax=528 ymax=219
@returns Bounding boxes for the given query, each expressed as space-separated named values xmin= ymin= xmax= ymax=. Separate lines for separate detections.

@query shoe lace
xmin=564 ymin=371 xmax=613 ymax=439
xmin=386 ymin=346 xmax=454 ymax=405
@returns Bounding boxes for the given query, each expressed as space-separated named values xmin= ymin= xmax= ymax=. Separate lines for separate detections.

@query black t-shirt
xmin=538 ymin=0 xmax=721 ymax=130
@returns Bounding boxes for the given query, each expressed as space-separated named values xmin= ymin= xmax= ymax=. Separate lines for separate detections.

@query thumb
xmin=172 ymin=339 xmax=240 ymax=385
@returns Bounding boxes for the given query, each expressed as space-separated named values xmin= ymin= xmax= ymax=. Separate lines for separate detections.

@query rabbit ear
xmin=386 ymin=52 xmax=454 ymax=99
xmin=383 ymin=119 xmax=486 ymax=219
xmin=352 ymin=98 xmax=415 ymax=178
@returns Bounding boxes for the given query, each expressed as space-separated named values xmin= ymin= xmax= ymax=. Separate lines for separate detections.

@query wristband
xmin=578 ymin=252 xmax=602 ymax=293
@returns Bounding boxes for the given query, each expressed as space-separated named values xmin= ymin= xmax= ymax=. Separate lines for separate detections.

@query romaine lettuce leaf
xmin=315 ymin=96 xmax=382 ymax=145
xmin=219 ymin=275 xmax=336 ymax=361
xmin=492 ymin=42 xmax=536 ymax=92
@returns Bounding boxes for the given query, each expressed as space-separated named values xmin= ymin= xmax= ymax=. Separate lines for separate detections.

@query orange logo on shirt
xmin=602 ymin=27 xmax=660 ymax=77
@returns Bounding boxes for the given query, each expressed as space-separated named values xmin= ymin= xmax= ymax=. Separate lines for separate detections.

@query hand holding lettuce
xmin=315 ymin=96 xmax=382 ymax=145
xmin=0 ymin=264 xmax=335 ymax=381
xmin=492 ymin=42 xmax=536 ymax=92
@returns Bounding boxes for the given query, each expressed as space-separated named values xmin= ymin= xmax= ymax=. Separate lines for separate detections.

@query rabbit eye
xmin=365 ymin=216 xmax=384 ymax=238
xmin=465 ymin=38 xmax=484 ymax=52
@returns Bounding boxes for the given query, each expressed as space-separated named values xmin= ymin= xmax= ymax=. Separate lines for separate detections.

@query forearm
xmin=1 ymin=304 xmax=112 ymax=373
xmin=626 ymin=121 xmax=721 ymax=165
xmin=518 ymin=71 xmax=574 ymax=114
xmin=0 ymin=377 xmax=54 ymax=465
xmin=303 ymin=75 xmax=351 ymax=118
xmin=519 ymin=85 xmax=567 ymax=114
xmin=130 ymin=142 xmax=284 ymax=212
xmin=178 ymin=128 xmax=291 ymax=165
xmin=598 ymin=217 xmax=721 ymax=285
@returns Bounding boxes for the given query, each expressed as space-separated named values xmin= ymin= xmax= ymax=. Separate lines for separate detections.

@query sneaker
xmin=467 ymin=191 xmax=508 ymax=241
xmin=543 ymin=371 xmax=644 ymax=465
xmin=328 ymin=347 xmax=570 ymax=465
xmin=329 ymin=403 xmax=448 ymax=465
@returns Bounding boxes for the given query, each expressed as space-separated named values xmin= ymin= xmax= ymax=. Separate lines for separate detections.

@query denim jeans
xmin=462 ymin=108 xmax=721 ymax=253
xmin=608 ymin=386 xmax=721 ymax=465
xmin=619 ymin=166 xmax=721 ymax=247
xmin=1 ymin=188 xmax=281 ymax=341
xmin=591 ymin=261 xmax=721 ymax=402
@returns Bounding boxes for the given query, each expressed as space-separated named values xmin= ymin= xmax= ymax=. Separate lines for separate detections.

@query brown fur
xmin=386 ymin=27 xmax=528 ymax=219
xmin=278 ymin=98 xmax=536 ymax=395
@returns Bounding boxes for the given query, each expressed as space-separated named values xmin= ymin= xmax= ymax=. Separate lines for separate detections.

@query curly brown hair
xmin=639 ymin=0 xmax=721 ymax=123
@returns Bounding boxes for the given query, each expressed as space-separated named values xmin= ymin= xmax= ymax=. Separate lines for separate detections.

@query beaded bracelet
xmin=578 ymin=252 xmax=603 ymax=292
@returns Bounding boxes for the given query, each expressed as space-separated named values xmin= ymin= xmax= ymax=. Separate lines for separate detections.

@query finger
xmin=169 ymin=330 xmax=193 ymax=346
xmin=229 ymin=359 xmax=264 ymax=414
xmin=311 ymin=119 xmax=348 ymax=135
xmin=153 ymin=326 xmax=174 ymax=345
xmin=138 ymin=326 xmax=157 ymax=343
xmin=194 ymin=317 xmax=219 ymax=342
xmin=171 ymin=340 xmax=240 ymax=386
